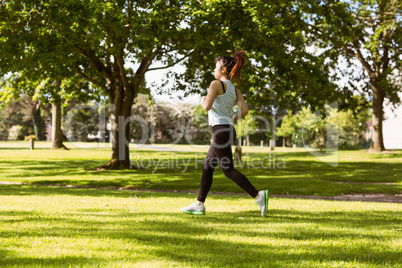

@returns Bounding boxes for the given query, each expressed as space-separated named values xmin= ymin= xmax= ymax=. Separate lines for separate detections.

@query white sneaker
xmin=181 ymin=202 xmax=206 ymax=215
xmin=255 ymin=190 xmax=269 ymax=216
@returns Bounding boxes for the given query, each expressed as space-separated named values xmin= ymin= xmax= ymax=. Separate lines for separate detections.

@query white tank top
xmin=208 ymin=79 xmax=236 ymax=126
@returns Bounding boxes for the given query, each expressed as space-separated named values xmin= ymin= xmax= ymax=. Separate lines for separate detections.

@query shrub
xmin=8 ymin=125 xmax=25 ymax=141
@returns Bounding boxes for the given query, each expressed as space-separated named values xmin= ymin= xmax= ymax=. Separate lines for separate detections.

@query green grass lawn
xmin=0 ymin=141 xmax=401 ymax=267
xmin=0 ymin=141 xmax=401 ymax=196
xmin=0 ymin=185 xmax=401 ymax=267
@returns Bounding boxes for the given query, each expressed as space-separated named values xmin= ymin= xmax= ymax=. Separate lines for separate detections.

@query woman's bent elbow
xmin=202 ymin=104 xmax=211 ymax=111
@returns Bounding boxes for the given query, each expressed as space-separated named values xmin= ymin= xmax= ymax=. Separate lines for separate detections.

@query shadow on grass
xmin=1 ymin=151 xmax=402 ymax=196
xmin=0 ymin=185 xmax=199 ymax=200
xmin=0 ymin=147 xmax=35 ymax=150
xmin=0 ymin=202 xmax=401 ymax=267
xmin=0 ymin=249 xmax=103 ymax=267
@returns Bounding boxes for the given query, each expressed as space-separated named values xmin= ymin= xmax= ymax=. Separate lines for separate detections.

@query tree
xmin=32 ymin=101 xmax=46 ymax=141
xmin=174 ymin=0 xmax=341 ymax=118
xmin=276 ymin=107 xmax=320 ymax=148
xmin=1 ymin=0 xmax=218 ymax=169
xmin=234 ymin=111 xmax=258 ymax=145
xmin=276 ymin=111 xmax=299 ymax=147
xmin=187 ymin=105 xmax=210 ymax=145
xmin=0 ymin=2 xmax=103 ymax=149
xmin=0 ymin=94 xmax=43 ymax=140
xmin=1 ymin=0 xmax=343 ymax=168
xmin=1 ymin=73 xmax=100 ymax=149
xmin=64 ymin=101 xmax=104 ymax=142
xmin=131 ymin=94 xmax=195 ymax=144
xmin=276 ymin=105 xmax=372 ymax=149
xmin=0 ymin=110 xmax=7 ymax=140
xmin=305 ymin=0 xmax=402 ymax=151
xmin=1 ymin=77 xmax=67 ymax=148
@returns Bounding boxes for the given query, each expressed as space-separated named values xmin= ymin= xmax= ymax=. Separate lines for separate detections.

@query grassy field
xmin=1 ymin=186 xmax=401 ymax=267
xmin=0 ymin=141 xmax=401 ymax=196
xmin=0 ymin=141 xmax=401 ymax=267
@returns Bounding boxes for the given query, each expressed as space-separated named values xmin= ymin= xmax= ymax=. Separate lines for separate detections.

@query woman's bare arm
xmin=233 ymin=89 xmax=249 ymax=124
xmin=201 ymin=80 xmax=221 ymax=111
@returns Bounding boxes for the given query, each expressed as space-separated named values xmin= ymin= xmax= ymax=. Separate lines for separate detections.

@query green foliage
xmin=276 ymin=111 xmax=298 ymax=138
xmin=328 ymin=107 xmax=372 ymax=149
xmin=64 ymin=102 xmax=104 ymax=142
xmin=1 ymin=0 xmax=354 ymax=159
xmin=188 ymin=105 xmax=211 ymax=144
xmin=235 ymin=111 xmax=257 ymax=139
xmin=4 ymin=0 xmax=338 ymax=112
xmin=0 ymin=95 xmax=38 ymax=140
xmin=234 ymin=110 xmax=273 ymax=146
xmin=4 ymin=0 xmax=399 ymax=153
xmin=312 ymin=0 xmax=402 ymax=101
xmin=306 ymin=0 xmax=402 ymax=149
xmin=276 ymin=106 xmax=372 ymax=149
xmin=0 ymin=1 xmax=104 ymax=132
xmin=0 ymin=82 xmax=19 ymax=107
xmin=0 ymin=0 xmax=209 ymax=93
xmin=33 ymin=106 xmax=46 ymax=141
xmin=131 ymin=94 xmax=196 ymax=144
xmin=174 ymin=0 xmax=341 ymax=115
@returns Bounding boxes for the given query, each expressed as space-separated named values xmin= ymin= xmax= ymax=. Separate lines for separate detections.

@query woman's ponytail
xmin=215 ymin=50 xmax=246 ymax=84
xmin=229 ymin=50 xmax=245 ymax=84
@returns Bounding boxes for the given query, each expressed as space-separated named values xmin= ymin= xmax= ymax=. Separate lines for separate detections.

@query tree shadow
xmin=0 ymin=203 xmax=401 ymax=267
xmin=1 ymin=150 xmax=401 ymax=196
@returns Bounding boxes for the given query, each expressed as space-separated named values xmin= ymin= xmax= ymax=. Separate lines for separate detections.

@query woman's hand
xmin=201 ymin=96 xmax=207 ymax=104
xmin=233 ymin=115 xmax=238 ymax=124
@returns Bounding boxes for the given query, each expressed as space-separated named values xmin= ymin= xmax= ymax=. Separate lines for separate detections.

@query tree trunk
xmin=51 ymin=80 xmax=68 ymax=150
xmin=105 ymin=105 xmax=132 ymax=169
xmin=51 ymin=99 xmax=67 ymax=149
xmin=86 ymin=51 xmax=151 ymax=170
xmin=369 ymin=84 xmax=386 ymax=152
xmin=98 ymin=82 xmax=137 ymax=170
xmin=33 ymin=101 xmax=45 ymax=141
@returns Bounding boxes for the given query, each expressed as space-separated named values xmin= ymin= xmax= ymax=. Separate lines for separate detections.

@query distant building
xmin=383 ymin=93 xmax=402 ymax=149
xmin=45 ymin=123 xmax=52 ymax=141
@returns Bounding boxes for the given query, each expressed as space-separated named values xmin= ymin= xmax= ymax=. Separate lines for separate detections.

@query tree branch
xmin=72 ymin=66 xmax=109 ymax=94
xmin=351 ymin=41 xmax=374 ymax=76
xmin=115 ymin=49 xmax=130 ymax=92
xmin=126 ymin=1 xmax=132 ymax=28
xmin=135 ymin=46 xmax=163 ymax=77
xmin=73 ymin=45 xmax=114 ymax=85
xmin=380 ymin=27 xmax=396 ymax=77
xmin=358 ymin=35 xmax=366 ymax=45
xmin=105 ymin=42 xmax=111 ymax=69
xmin=147 ymin=50 xmax=195 ymax=72
xmin=381 ymin=44 xmax=390 ymax=77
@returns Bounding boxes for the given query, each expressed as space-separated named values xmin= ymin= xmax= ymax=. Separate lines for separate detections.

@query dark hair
xmin=214 ymin=50 xmax=245 ymax=84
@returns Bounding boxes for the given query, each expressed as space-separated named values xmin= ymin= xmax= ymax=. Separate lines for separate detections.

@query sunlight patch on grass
xmin=0 ymin=186 xmax=401 ymax=267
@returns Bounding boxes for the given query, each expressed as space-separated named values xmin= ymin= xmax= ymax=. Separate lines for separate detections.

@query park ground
xmin=0 ymin=141 xmax=401 ymax=267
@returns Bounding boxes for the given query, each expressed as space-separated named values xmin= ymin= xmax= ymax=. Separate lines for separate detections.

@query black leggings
xmin=197 ymin=125 xmax=259 ymax=202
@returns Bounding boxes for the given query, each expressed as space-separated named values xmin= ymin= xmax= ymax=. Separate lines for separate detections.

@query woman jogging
xmin=181 ymin=51 xmax=268 ymax=217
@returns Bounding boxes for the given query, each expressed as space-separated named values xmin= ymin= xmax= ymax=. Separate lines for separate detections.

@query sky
xmin=145 ymin=65 xmax=202 ymax=105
